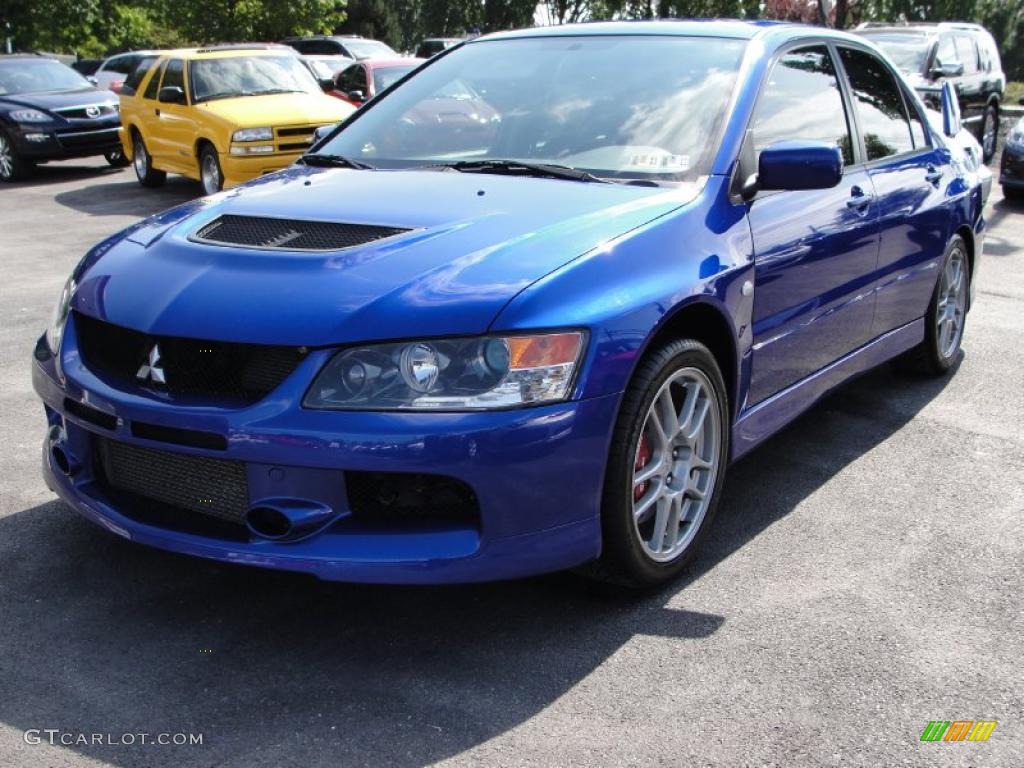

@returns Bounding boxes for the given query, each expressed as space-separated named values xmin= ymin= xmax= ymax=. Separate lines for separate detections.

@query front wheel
xmin=0 ymin=129 xmax=32 ymax=182
xmin=901 ymin=236 xmax=969 ymax=374
xmin=592 ymin=339 xmax=730 ymax=588
xmin=132 ymin=133 xmax=165 ymax=187
xmin=105 ymin=148 xmax=130 ymax=168
xmin=199 ymin=145 xmax=223 ymax=195
xmin=979 ymin=104 xmax=998 ymax=164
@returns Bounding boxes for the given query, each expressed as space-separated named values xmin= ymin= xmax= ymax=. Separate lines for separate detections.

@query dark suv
xmin=856 ymin=22 xmax=1005 ymax=162
xmin=281 ymin=35 xmax=398 ymax=61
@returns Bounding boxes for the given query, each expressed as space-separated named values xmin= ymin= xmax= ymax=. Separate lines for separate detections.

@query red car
xmin=332 ymin=58 xmax=425 ymax=107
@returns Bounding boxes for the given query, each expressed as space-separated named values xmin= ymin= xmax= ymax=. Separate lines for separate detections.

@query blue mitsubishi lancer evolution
xmin=33 ymin=21 xmax=987 ymax=586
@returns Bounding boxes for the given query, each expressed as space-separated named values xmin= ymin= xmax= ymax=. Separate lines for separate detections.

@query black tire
xmin=132 ymin=131 xmax=165 ymax=187
xmin=978 ymin=103 xmax=998 ymax=164
xmin=1003 ymin=185 xmax=1024 ymax=202
xmin=104 ymin=148 xmax=130 ymax=168
xmin=589 ymin=339 xmax=730 ymax=588
xmin=0 ymin=128 xmax=33 ymax=182
xmin=199 ymin=144 xmax=223 ymax=195
xmin=899 ymin=235 xmax=969 ymax=375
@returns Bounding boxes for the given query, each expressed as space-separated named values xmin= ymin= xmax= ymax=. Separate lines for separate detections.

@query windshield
xmin=861 ymin=33 xmax=931 ymax=74
xmin=373 ymin=65 xmax=418 ymax=92
xmin=345 ymin=40 xmax=397 ymax=59
xmin=190 ymin=55 xmax=319 ymax=102
xmin=315 ymin=35 xmax=747 ymax=182
xmin=0 ymin=59 xmax=90 ymax=95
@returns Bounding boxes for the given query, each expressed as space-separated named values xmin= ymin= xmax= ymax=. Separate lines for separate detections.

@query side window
xmin=162 ymin=59 xmax=185 ymax=95
xmin=122 ymin=56 xmax=157 ymax=96
xmin=935 ymin=35 xmax=959 ymax=70
xmin=105 ymin=56 xmax=127 ymax=75
xmin=954 ymin=35 xmax=979 ymax=74
xmin=142 ymin=60 xmax=167 ymax=100
xmin=838 ymin=47 xmax=914 ymax=161
xmin=904 ymin=89 xmax=930 ymax=149
xmin=338 ymin=64 xmax=364 ymax=94
xmin=751 ymin=46 xmax=853 ymax=165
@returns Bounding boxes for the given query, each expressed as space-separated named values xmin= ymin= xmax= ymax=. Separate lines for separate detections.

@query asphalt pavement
xmin=0 ymin=154 xmax=1021 ymax=767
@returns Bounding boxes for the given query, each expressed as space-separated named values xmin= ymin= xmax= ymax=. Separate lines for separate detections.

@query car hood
xmin=0 ymin=86 xmax=113 ymax=112
xmin=197 ymin=93 xmax=355 ymax=127
xmin=73 ymin=166 xmax=698 ymax=346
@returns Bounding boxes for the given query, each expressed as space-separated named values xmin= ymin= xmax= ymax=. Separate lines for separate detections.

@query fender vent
xmin=191 ymin=214 xmax=409 ymax=251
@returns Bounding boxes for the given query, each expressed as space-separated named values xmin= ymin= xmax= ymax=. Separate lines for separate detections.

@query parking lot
xmin=0 ymin=153 xmax=1022 ymax=766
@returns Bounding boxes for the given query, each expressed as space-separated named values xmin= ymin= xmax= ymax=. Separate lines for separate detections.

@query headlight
xmin=304 ymin=331 xmax=585 ymax=410
xmin=10 ymin=109 xmax=52 ymax=123
xmin=1007 ymin=127 xmax=1024 ymax=151
xmin=232 ymin=127 xmax=273 ymax=142
xmin=46 ymin=276 xmax=76 ymax=354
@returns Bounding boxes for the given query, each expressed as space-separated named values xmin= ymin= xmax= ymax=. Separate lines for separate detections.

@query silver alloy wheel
xmin=201 ymin=153 xmax=220 ymax=194
xmin=0 ymin=134 xmax=13 ymax=179
xmin=937 ymin=247 xmax=967 ymax=360
xmin=982 ymin=108 xmax=997 ymax=159
xmin=133 ymin=138 xmax=148 ymax=179
xmin=631 ymin=367 xmax=721 ymax=563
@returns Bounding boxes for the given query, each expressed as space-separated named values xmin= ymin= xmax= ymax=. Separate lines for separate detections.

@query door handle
xmin=925 ymin=166 xmax=944 ymax=185
xmin=154 ymin=108 xmax=161 ymax=117
xmin=846 ymin=186 xmax=873 ymax=210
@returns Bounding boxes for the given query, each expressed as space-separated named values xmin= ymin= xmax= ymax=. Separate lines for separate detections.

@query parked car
xmin=414 ymin=38 xmax=462 ymax=58
xmin=0 ymin=54 xmax=125 ymax=181
xmin=855 ymin=22 xmax=1005 ymax=161
xmin=117 ymin=45 xmax=355 ymax=194
xmin=332 ymin=58 xmax=425 ymax=106
xmin=281 ymin=35 xmax=398 ymax=60
xmin=300 ymin=54 xmax=353 ymax=82
xmin=35 ymin=22 xmax=985 ymax=587
xmin=93 ymin=50 xmax=161 ymax=93
xmin=1000 ymin=113 xmax=1024 ymax=201
xmin=70 ymin=59 xmax=103 ymax=77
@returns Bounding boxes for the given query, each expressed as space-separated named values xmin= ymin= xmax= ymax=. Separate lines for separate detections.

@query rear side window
xmin=143 ymin=60 xmax=167 ymax=100
xmin=751 ymin=46 xmax=853 ymax=165
xmin=838 ymin=47 xmax=914 ymax=161
xmin=105 ymin=55 xmax=136 ymax=75
xmin=954 ymin=35 xmax=979 ymax=74
xmin=162 ymin=59 xmax=185 ymax=94
xmin=122 ymin=55 xmax=157 ymax=96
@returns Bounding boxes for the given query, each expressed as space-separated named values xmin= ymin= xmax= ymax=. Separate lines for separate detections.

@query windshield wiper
xmin=437 ymin=160 xmax=608 ymax=184
xmin=198 ymin=89 xmax=304 ymax=103
xmin=300 ymin=153 xmax=376 ymax=170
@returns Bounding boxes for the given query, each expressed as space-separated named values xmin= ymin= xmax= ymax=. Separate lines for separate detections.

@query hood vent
xmin=191 ymin=214 xmax=409 ymax=252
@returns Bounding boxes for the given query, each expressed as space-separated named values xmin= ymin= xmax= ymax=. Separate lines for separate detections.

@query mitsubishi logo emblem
xmin=136 ymin=344 xmax=166 ymax=384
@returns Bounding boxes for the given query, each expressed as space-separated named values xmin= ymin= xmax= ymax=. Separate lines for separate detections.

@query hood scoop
xmin=190 ymin=214 xmax=410 ymax=252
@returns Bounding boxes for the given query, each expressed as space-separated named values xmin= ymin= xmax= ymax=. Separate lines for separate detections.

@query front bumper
xmin=1000 ymin=144 xmax=1024 ymax=189
xmin=32 ymin=321 xmax=615 ymax=583
xmin=220 ymin=151 xmax=305 ymax=188
xmin=12 ymin=122 xmax=121 ymax=161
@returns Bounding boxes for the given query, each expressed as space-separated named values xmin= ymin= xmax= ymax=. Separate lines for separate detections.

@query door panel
xmin=748 ymin=173 xmax=879 ymax=404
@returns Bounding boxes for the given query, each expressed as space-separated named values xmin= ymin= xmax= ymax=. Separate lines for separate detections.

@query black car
xmin=0 ymin=55 xmax=127 ymax=181
xmin=414 ymin=38 xmax=462 ymax=58
xmin=280 ymin=35 xmax=398 ymax=60
xmin=1000 ymin=111 xmax=1024 ymax=201
xmin=70 ymin=59 xmax=103 ymax=77
xmin=856 ymin=22 xmax=1005 ymax=162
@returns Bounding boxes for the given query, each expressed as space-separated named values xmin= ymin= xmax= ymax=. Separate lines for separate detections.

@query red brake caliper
xmin=634 ymin=432 xmax=651 ymax=502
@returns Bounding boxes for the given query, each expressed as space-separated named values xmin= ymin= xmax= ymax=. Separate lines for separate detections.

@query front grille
xmin=192 ymin=214 xmax=409 ymax=251
xmin=74 ymin=312 xmax=307 ymax=405
xmin=54 ymin=105 xmax=118 ymax=119
xmin=277 ymin=126 xmax=316 ymax=138
xmin=96 ymin=437 xmax=249 ymax=524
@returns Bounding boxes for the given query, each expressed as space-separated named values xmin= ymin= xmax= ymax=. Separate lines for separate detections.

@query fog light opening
xmin=246 ymin=506 xmax=293 ymax=539
xmin=51 ymin=444 xmax=72 ymax=476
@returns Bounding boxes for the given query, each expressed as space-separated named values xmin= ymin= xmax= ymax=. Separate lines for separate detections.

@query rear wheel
xmin=978 ymin=103 xmax=998 ymax=164
xmin=132 ymin=132 xmax=165 ymax=187
xmin=901 ymin=236 xmax=969 ymax=374
xmin=591 ymin=339 xmax=729 ymax=588
xmin=0 ymin=129 xmax=32 ymax=182
xmin=199 ymin=144 xmax=223 ymax=195
xmin=1003 ymin=185 xmax=1024 ymax=202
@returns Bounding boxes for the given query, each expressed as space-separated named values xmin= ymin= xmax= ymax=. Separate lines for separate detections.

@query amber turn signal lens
xmin=507 ymin=333 xmax=583 ymax=370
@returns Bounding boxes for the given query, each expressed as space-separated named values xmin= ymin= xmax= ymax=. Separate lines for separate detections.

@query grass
xmin=1006 ymin=81 xmax=1024 ymax=108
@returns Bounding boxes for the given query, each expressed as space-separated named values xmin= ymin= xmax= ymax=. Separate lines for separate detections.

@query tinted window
xmin=954 ymin=35 xmax=978 ymax=74
xmin=751 ymin=46 xmax=852 ymax=165
xmin=299 ymin=40 xmax=342 ymax=56
xmin=122 ymin=55 xmax=157 ymax=96
xmin=143 ymin=60 xmax=166 ymax=99
xmin=162 ymin=59 xmax=185 ymax=94
xmin=839 ymin=47 xmax=914 ymax=160
xmin=337 ymin=64 xmax=365 ymax=94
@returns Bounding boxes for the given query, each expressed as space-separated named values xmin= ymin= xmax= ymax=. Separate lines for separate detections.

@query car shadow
xmin=53 ymin=175 xmax=199 ymax=218
xmin=0 ymin=359 xmax=957 ymax=767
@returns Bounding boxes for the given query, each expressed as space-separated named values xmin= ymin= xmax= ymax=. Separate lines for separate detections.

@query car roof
xmin=151 ymin=45 xmax=298 ymax=61
xmin=856 ymin=22 xmax=989 ymax=36
xmin=362 ymin=58 xmax=424 ymax=69
xmin=0 ymin=54 xmax=62 ymax=62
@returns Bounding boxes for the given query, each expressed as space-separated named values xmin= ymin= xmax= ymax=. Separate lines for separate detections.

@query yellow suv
xmin=119 ymin=45 xmax=355 ymax=193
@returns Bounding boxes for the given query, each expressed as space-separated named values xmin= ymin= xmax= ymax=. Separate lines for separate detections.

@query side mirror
xmin=158 ymin=86 xmax=186 ymax=105
xmin=312 ymin=123 xmax=339 ymax=143
xmin=347 ymin=89 xmax=365 ymax=104
xmin=86 ymin=76 xmax=98 ymax=86
xmin=932 ymin=61 xmax=964 ymax=78
xmin=757 ymin=140 xmax=843 ymax=192
xmin=940 ymin=80 xmax=962 ymax=137
xmin=318 ymin=76 xmax=335 ymax=92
